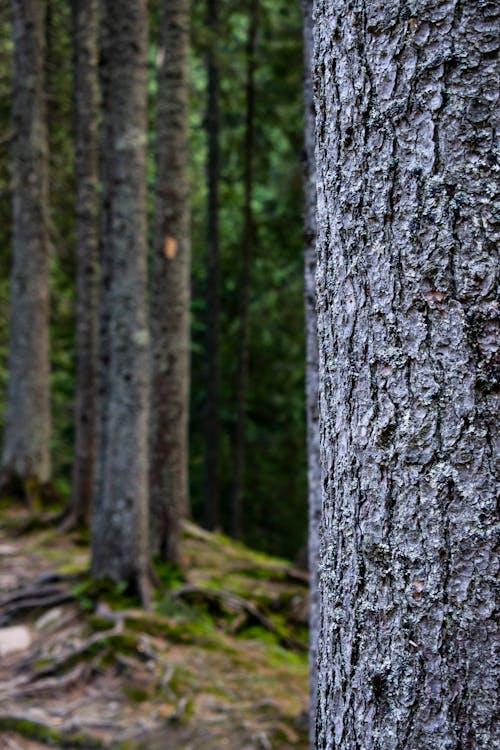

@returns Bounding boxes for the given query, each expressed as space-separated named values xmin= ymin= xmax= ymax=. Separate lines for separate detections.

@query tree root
xmin=0 ymin=583 xmax=75 ymax=626
xmin=0 ymin=715 xmax=107 ymax=749
xmin=2 ymin=663 xmax=89 ymax=699
xmin=172 ymin=585 xmax=307 ymax=652
xmin=30 ymin=625 xmax=148 ymax=680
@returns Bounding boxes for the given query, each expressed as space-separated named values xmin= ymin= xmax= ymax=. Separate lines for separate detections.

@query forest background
xmin=0 ymin=0 xmax=307 ymax=561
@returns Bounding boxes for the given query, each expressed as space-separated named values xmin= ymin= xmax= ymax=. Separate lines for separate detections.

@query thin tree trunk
xmin=91 ymin=0 xmax=150 ymax=599
xmin=1 ymin=0 xmax=50 ymax=490
xmin=203 ymin=0 xmax=221 ymax=532
xmin=301 ymin=0 xmax=320 ymax=742
xmin=65 ymin=0 xmax=99 ymax=528
xmin=150 ymin=0 xmax=190 ymax=564
xmin=93 ymin=0 xmax=112 ymax=536
xmin=232 ymin=0 xmax=258 ymax=539
xmin=314 ymin=1 xmax=498 ymax=747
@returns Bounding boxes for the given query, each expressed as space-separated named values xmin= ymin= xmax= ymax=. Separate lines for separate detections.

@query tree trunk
xmin=2 ymin=0 xmax=51 ymax=489
xmin=66 ymin=0 xmax=99 ymax=528
xmin=150 ymin=0 xmax=190 ymax=564
xmin=91 ymin=0 xmax=150 ymax=598
xmin=203 ymin=0 xmax=221 ymax=532
xmin=314 ymin=1 xmax=498 ymax=747
xmin=232 ymin=0 xmax=258 ymax=539
xmin=301 ymin=0 xmax=320 ymax=742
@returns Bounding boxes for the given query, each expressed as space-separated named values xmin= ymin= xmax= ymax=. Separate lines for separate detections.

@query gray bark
xmin=150 ymin=0 xmax=190 ymax=563
xmin=91 ymin=0 xmax=150 ymax=595
xmin=68 ymin=0 xmax=99 ymax=527
xmin=2 ymin=0 xmax=50 ymax=486
xmin=302 ymin=0 xmax=321 ymax=744
xmin=314 ymin=0 xmax=499 ymax=747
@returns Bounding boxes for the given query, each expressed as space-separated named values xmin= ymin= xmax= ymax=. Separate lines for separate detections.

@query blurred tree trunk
xmin=314 ymin=1 xmax=498 ymax=746
xmin=91 ymin=0 xmax=150 ymax=599
xmin=203 ymin=0 xmax=221 ymax=532
xmin=301 ymin=0 xmax=320 ymax=742
xmin=150 ymin=0 xmax=190 ymax=564
xmin=232 ymin=0 xmax=258 ymax=539
xmin=65 ymin=0 xmax=99 ymax=528
xmin=1 ymin=0 xmax=51 ymax=493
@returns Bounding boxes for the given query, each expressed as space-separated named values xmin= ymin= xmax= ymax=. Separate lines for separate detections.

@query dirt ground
xmin=0 ymin=506 xmax=310 ymax=750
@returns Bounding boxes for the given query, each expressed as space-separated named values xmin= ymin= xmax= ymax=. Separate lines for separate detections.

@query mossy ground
xmin=0 ymin=504 xmax=309 ymax=749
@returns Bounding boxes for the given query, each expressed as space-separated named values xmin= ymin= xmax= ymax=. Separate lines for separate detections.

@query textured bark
xmin=149 ymin=0 xmax=190 ymax=563
xmin=93 ymin=0 xmax=112 ymax=529
xmin=314 ymin=1 xmax=499 ymax=747
xmin=2 ymin=0 xmax=50 ymax=485
xmin=232 ymin=0 xmax=258 ymax=539
xmin=204 ymin=0 xmax=221 ymax=532
xmin=302 ymin=0 xmax=321 ymax=742
xmin=91 ymin=0 xmax=150 ymax=594
xmin=67 ymin=0 xmax=99 ymax=527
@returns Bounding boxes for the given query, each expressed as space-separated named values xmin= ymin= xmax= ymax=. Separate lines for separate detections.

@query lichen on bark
xmin=313 ymin=0 xmax=499 ymax=747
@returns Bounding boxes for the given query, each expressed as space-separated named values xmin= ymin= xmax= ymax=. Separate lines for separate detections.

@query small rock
xmin=35 ymin=607 xmax=62 ymax=631
xmin=0 ymin=625 xmax=31 ymax=656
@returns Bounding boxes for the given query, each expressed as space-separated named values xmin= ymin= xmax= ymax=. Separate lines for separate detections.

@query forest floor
xmin=0 ymin=501 xmax=309 ymax=750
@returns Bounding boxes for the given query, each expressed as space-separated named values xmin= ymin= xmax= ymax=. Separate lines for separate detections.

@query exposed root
xmin=0 ymin=584 xmax=75 ymax=626
xmin=0 ymin=715 xmax=107 ymax=748
xmin=172 ymin=585 xmax=307 ymax=652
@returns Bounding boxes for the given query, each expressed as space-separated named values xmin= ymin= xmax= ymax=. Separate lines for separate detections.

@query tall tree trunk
xmin=66 ymin=0 xmax=99 ymax=528
xmin=91 ymin=0 xmax=150 ymax=599
xmin=314 ymin=1 xmax=498 ymax=747
xmin=301 ymin=0 xmax=320 ymax=742
xmin=232 ymin=0 xmax=258 ymax=539
xmin=1 ymin=0 xmax=50 ymax=490
xmin=203 ymin=0 xmax=221 ymax=532
xmin=150 ymin=0 xmax=190 ymax=564
xmin=93 ymin=0 xmax=113 ymax=538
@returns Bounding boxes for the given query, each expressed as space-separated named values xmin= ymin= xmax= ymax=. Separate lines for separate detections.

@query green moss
xmin=0 ymin=716 xmax=106 ymax=748
xmin=122 ymin=685 xmax=151 ymax=703
xmin=71 ymin=577 xmax=140 ymax=611
xmin=154 ymin=560 xmax=186 ymax=588
xmin=155 ymin=592 xmax=197 ymax=620
xmin=88 ymin=615 xmax=116 ymax=631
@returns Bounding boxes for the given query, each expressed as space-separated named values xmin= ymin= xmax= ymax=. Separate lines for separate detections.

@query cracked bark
xmin=313 ymin=0 xmax=498 ymax=747
xmin=2 ymin=0 xmax=50 ymax=485
xmin=150 ymin=0 xmax=190 ymax=563
xmin=91 ymin=0 xmax=150 ymax=592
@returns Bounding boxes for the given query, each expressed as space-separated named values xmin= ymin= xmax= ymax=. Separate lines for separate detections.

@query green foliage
xmin=189 ymin=0 xmax=307 ymax=557
xmin=0 ymin=0 xmax=307 ymax=558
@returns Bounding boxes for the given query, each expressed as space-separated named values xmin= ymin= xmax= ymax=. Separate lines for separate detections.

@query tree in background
xmin=91 ymin=0 xmax=150 ymax=598
xmin=301 ymin=0 xmax=320 ymax=741
xmin=0 ymin=0 xmax=308 ymax=564
xmin=232 ymin=0 xmax=258 ymax=539
xmin=204 ymin=0 xmax=221 ymax=532
xmin=1 ymin=0 xmax=51 ymax=496
xmin=150 ymin=0 xmax=191 ymax=564
xmin=314 ymin=0 xmax=498 ymax=745
xmin=64 ymin=0 xmax=99 ymax=529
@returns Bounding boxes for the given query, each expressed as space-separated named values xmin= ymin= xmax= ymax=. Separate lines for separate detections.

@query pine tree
xmin=314 ymin=1 xmax=499 ymax=746
xmin=150 ymin=0 xmax=191 ymax=563
xmin=91 ymin=0 xmax=150 ymax=599
xmin=65 ymin=0 xmax=99 ymax=528
xmin=1 ymin=0 xmax=51 ymax=497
